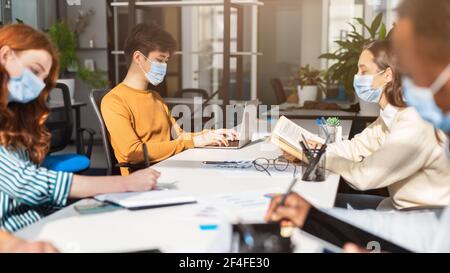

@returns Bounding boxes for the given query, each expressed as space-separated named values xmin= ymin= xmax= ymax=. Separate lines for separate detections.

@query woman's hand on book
xmin=307 ymin=140 xmax=323 ymax=149
xmin=282 ymin=152 xmax=301 ymax=163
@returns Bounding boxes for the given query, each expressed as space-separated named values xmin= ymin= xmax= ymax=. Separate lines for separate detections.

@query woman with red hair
xmin=0 ymin=24 xmax=161 ymax=251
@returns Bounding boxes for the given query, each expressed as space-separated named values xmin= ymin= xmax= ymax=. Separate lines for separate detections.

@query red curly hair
xmin=0 ymin=24 xmax=59 ymax=164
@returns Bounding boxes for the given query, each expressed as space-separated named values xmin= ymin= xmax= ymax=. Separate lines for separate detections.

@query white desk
xmin=15 ymin=120 xmax=350 ymax=253
xmin=266 ymin=102 xmax=380 ymax=121
xmin=265 ymin=103 xmax=357 ymax=120
xmin=164 ymin=97 xmax=252 ymax=106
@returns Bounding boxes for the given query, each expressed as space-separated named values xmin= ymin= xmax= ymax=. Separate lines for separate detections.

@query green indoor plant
xmin=294 ymin=64 xmax=326 ymax=92
xmin=47 ymin=21 xmax=108 ymax=102
xmin=319 ymin=13 xmax=391 ymax=101
xmin=294 ymin=64 xmax=327 ymax=106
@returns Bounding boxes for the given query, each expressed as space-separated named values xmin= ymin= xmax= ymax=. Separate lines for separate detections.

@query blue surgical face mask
xmin=8 ymin=53 xmax=46 ymax=104
xmin=402 ymin=64 xmax=450 ymax=132
xmin=353 ymin=71 xmax=386 ymax=103
xmin=138 ymin=52 xmax=167 ymax=86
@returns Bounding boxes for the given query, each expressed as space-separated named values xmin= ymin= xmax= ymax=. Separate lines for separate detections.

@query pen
xmin=203 ymin=161 xmax=227 ymax=165
xmin=299 ymin=141 xmax=313 ymax=161
xmin=202 ymin=161 xmax=239 ymax=165
xmin=299 ymin=141 xmax=309 ymax=154
xmin=321 ymin=117 xmax=327 ymax=127
xmin=301 ymin=133 xmax=311 ymax=151
xmin=302 ymin=143 xmax=327 ymax=181
xmin=320 ymin=117 xmax=330 ymax=138
xmin=143 ymin=143 xmax=150 ymax=167
xmin=277 ymin=177 xmax=300 ymax=207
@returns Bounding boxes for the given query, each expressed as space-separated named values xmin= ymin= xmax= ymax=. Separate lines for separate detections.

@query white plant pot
xmin=50 ymin=78 xmax=76 ymax=104
xmin=297 ymin=85 xmax=318 ymax=107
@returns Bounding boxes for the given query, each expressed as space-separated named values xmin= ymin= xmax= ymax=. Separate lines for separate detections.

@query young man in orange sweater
xmin=102 ymin=24 xmax=237 ymax=175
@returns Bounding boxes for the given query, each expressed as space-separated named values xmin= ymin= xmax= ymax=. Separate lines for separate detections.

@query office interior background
xmin=0 ymin=0 xmax=400 ymax=169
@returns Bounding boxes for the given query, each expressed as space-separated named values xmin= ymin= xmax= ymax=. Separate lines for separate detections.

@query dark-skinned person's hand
xmin=266 ymin=194 xmax=382 ymax=254
xmin=343 ymin=243 xmax=370 ymax=253
xmin=264 ymin=193 xmax=312 ymax=228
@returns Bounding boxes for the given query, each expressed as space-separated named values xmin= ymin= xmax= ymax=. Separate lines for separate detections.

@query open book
xmin=270 ymin=116 xmax=325 ymax=161
xmin=95 ymin=190 xmax=197 ymax=210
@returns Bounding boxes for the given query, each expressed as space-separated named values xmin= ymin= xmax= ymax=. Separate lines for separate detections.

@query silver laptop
xmin=204 ymin=100 xmax=258 ymax=149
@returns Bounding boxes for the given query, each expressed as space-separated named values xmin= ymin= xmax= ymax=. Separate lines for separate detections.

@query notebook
xmin=95 ymin=190 xmax=197 ymax=210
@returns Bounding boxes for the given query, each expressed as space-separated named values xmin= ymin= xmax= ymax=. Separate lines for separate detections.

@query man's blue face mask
xmin=402 ymin=64 xmax=450 ymax=132
xmin=137 ymin=52 xmax=167 ymax=86
xmin=8 ymin=52 xmax=46 ymax=104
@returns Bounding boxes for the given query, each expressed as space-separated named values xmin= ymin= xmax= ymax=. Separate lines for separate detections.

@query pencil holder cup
xmin=319 ymin=125 xmax=342 ymax=143
xmin=302 ymin=149 xmax=326 ymax=182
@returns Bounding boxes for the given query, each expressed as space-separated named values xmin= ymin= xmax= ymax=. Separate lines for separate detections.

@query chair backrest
xmin=270 ymin=78 xmax=287 ymax=105
xmin=174 ymin=88 xmax=209 ymax=99
xmin=47 ymin=83 xmax=74 ymax=153
xmin=89 ymin=89 xmax=119 ymax=175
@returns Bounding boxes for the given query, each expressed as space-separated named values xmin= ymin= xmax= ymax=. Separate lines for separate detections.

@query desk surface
xmin=15 ymin=120 xmax=348 ymax=253
xmin=266 ymin=102 xmax=379 ymax=120
xmin=164 ymin=97 xmax=250 ymax=106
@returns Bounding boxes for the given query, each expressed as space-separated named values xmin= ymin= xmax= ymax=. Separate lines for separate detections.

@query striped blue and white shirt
xmin=0 ymin=145 xmax=73 ymax=232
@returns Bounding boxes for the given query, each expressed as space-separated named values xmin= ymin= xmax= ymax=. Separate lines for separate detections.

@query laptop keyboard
xmin=227 ymin=140 xmax=240 ymax=147
xmin=208 ymin=140 xmax=240 ymax=147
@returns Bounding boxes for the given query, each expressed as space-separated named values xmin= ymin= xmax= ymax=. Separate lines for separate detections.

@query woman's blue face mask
xmin=7 ymin=52 xmax=46 ymax=104
xmin=402 ymin=64 xmax=450 ymax=132
xmin=353 ymin=70 xmax=386 ymax=103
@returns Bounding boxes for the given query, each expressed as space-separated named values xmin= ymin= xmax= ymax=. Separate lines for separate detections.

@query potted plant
xmin=294 ymin=64 xmax=326 ymax=107
xmin=319 ymin=13 xmax=391 ymax=102
xmin=47 ymin=21 xmax=108 ymax=103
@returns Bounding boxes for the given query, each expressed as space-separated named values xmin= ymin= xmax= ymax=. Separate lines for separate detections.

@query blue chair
xmin=43 ymin=153 xmax=91 ymax=173
xmin=43 ymin=83 xmax=95 ymax=173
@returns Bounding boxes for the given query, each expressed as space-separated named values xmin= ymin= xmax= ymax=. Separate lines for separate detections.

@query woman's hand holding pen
xmin=265 ymin=194 xmax=374 ymax=254
xmin=125 ymin=168 xmax=160 ymax=192
xmin=265 ymin=193 xmax=312 ymax=228
xmin=0 ymin=236 xmax=59 ymax=253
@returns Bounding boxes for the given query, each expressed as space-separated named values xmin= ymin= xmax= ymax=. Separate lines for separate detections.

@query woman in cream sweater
xmin=291 ymin=40 xmax=450 ymax=211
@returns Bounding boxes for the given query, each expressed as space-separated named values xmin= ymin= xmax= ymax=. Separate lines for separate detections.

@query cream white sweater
xmin=327 ymin=106 xmax=450 ymax=210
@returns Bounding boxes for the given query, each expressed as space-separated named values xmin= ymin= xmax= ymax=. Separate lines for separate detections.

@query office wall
xmin=300 ymin=0 xmax=323 ymax=69
xmin=65 ymin=0 xmax=109 ymax=139
xmin=11 ymin=0 xmax=56 ymax=29
xmin=258 ymin=0 xmax=323 ymax=105
xmin=11 ymin=0 xmax=38 ymax=26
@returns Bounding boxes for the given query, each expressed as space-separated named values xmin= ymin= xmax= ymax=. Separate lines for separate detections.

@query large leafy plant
xmin=319 ymin=13 xmax=390 ymax=99
xmin=48 ymin=21 xmax=108 ymax=88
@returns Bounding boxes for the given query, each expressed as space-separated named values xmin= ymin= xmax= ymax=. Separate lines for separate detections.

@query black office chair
xmin=89 ymin=90 xmax=151 ymax=175
xmin=43 ymin=83 xmax=96 ymax=173
xmin=270 ymin=78 xmax=288 ymax=105
xmin=174 ymin=88 xmax=209 ymax=99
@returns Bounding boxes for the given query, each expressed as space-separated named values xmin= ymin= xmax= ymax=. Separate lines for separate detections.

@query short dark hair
xmin=397 ymin=0 xmax=450 ymax=64
xmin=124 ymin=23 xmax=177 ymax=66
xmin=363 ymin=40 xmax=405 ymax=108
